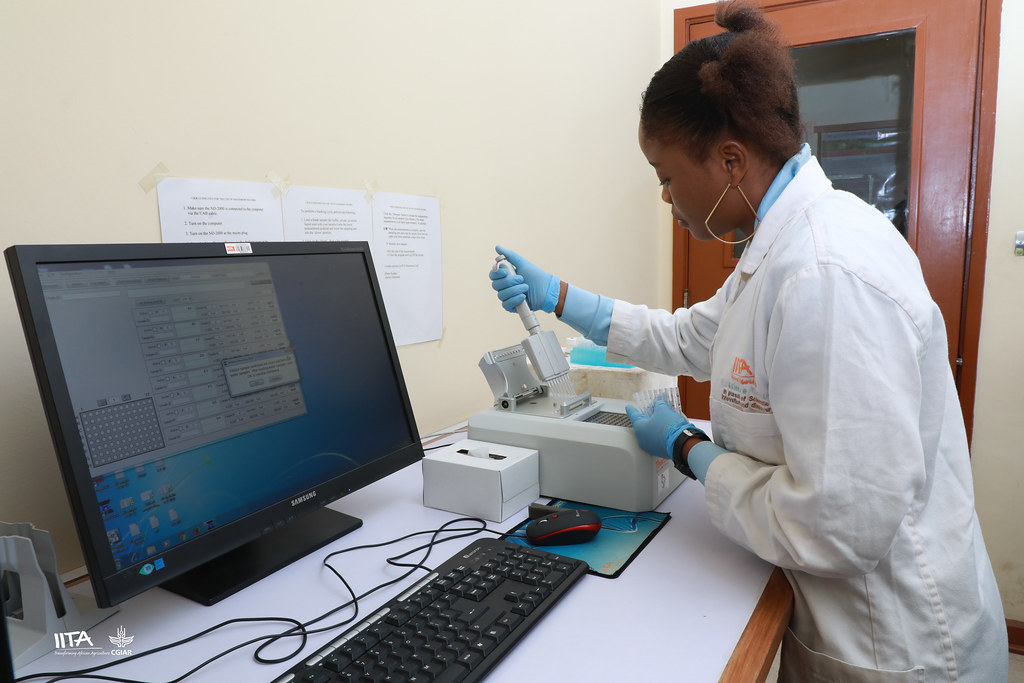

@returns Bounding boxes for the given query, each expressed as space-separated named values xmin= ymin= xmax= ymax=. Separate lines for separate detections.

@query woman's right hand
xmin=488 ymin=246 xmax=560 ymax=313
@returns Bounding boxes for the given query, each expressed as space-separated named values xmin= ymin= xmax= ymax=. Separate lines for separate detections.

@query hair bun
xmin=717 ymin=0 xmax=770 ymax=35
xmin=639 ymin=0 xmax=803 ymax=165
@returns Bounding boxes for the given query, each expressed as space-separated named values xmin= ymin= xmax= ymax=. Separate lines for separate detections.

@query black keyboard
xmin=270 ymin=537 xmax=588 ymax=683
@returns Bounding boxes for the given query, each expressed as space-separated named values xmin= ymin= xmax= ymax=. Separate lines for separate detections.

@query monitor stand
xmin=159 ymin=508 xmax=362 ymax=606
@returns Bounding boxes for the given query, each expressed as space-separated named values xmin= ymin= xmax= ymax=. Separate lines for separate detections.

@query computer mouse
xmin=524 ymin=509 xmax=602 ymax=546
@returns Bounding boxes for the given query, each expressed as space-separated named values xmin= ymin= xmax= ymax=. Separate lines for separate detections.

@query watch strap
xmin=672 ymin=427 xmax=709 ymax=480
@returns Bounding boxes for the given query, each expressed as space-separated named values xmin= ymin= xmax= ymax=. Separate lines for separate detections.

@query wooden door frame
xmin=670 ymin=0 xmax=1001 ymax=440
xmin=958 ymin=0 xmax=1001 ymax=443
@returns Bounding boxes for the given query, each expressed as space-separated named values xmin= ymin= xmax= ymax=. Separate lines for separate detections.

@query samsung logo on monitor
xmin=291 ymin=491 xmax=317 ymax=507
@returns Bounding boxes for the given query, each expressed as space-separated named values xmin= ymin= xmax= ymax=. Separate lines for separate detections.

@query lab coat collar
xmin=736 ymin=156 xmax=833 ymax=276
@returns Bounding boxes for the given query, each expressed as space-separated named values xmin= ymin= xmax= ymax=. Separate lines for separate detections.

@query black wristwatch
xmin=672 ymin=427 xmax=710 ymax=480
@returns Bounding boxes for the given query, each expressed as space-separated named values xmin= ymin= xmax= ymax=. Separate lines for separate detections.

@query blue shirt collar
xmin=756 ymin=142 xmax=812 ymax=219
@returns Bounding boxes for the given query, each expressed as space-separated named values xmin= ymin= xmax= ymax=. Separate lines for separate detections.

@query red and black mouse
xmin=524 ymin=509 xmax=602 ymax=546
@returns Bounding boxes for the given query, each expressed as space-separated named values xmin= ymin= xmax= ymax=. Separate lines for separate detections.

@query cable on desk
xmin=420 ymin=425 xmax=468 ymax=450
xmin=13 ymin=615 xmax=308 ymax=683
xmin=254 ymin=517 xmax=496 ymax=663
xmin=14 ymin=517 xmax=505 ymax=683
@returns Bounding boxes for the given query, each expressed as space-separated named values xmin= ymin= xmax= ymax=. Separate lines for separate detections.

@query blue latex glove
xmin=624 ymin=401 xmax=696 ymax=461
xmin=488 ymin=246 xmax=560 ymax=314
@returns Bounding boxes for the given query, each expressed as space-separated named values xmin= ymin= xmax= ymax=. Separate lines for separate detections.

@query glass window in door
xmin=795 ymin=31 xmax=915 ymax=238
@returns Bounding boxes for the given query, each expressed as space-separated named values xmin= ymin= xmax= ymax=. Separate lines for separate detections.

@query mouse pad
xmin=503 ymin=499 xmax=669 ymax=579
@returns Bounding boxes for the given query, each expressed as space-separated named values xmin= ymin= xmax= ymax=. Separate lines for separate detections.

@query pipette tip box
xmin=422 ymin=439 xmax=539 ymax=522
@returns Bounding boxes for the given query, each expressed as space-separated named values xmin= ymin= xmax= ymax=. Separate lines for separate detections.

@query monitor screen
xmin=5 ymin=241 xmax=423 ymax=607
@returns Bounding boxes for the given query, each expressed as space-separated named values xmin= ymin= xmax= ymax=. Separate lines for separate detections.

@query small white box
xmin=422 ymin=439 xmax=539 ymax=522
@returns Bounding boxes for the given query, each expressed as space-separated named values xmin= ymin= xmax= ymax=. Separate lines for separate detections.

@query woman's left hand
xmin=625 ymin=401 xmax=694 ymax=460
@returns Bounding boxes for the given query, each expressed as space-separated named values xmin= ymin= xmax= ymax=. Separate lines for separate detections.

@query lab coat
xmin=606 ymin=158 xmax=1007 ymax=682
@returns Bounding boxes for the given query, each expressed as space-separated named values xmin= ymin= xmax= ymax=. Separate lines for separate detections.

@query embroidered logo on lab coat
xmin=731 ymin=357 xmax=756 ymax=386
xmin=721 ymin=357 xmax=771 ymax=413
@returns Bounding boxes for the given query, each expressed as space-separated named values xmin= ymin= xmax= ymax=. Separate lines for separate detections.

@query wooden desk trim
xmin=720 ymin=567 xmax=794 ymax=683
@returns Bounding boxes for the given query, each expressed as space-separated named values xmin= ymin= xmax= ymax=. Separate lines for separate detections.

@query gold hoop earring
xmin=705 ymin=183 xmax=761 ymax=245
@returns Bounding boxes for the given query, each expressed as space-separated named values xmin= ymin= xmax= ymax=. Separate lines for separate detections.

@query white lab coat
xmin=606 ymin=157 xmax=1007 ymax=682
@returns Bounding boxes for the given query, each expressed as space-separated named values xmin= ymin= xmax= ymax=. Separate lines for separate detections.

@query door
xmin=672 ymin=0 xmax=993 ymax=435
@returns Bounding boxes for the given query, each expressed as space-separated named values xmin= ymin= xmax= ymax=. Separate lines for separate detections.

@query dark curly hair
xmin=640 ymin=0 xmax=803 ymax=165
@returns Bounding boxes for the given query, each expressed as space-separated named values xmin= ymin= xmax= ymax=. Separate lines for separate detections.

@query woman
xmin=488 ymin=2 xmax=1007 ymax=681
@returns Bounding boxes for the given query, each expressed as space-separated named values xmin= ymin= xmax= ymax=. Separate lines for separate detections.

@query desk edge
xmin=719 ymin=566 xmax=793 ymax=683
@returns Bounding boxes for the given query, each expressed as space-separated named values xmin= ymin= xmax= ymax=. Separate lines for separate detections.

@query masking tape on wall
xmin=138 ymin=162 xmax=170 ymax=193
xmin=363 ymin=180 xmax=378 ymax=204
xmin=267 ymin=171 xmax=291 ymax=198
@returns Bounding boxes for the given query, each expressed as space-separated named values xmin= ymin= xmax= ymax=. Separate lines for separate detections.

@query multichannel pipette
xmin=491 ymin=255 xmax=576 ymax=398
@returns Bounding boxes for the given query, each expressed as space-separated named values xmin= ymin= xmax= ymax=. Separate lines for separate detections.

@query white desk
xmin=17 ymin=451 xmax=776 ymax=682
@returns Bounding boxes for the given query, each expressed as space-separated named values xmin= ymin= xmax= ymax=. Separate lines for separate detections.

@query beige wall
xmin=971 ymin=0 xmax=1024 ymax=623
xmin=0 ymin=1 xmax=667 ymax=573
xmin=1 ymin=0 xmax=1020 ymax=626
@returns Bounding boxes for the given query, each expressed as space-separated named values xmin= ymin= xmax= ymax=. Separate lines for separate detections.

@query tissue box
xmin=422 ymin=439 xmax=539 ymax=522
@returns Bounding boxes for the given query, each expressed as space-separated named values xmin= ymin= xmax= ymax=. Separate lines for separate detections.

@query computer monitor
xmin=4 ymin=241 xmax=423 ymax=608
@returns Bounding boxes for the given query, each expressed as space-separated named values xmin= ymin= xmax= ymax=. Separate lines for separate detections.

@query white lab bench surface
xmin=16 ymin=431 xmax=778 ymax=683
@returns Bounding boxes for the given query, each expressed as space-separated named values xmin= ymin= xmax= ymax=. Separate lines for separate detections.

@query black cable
xmin=259 ymin=518 xmax=508 ymax=661
xmin=14 ymin=615 xmax=307 ymax=683
xmin=419 ymin=426 xmax=468 ymax=447
xmin=254 ymin=518 xmax=497 ymax=661
xmin=14 ymin=518 xmax=502 ymax=683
